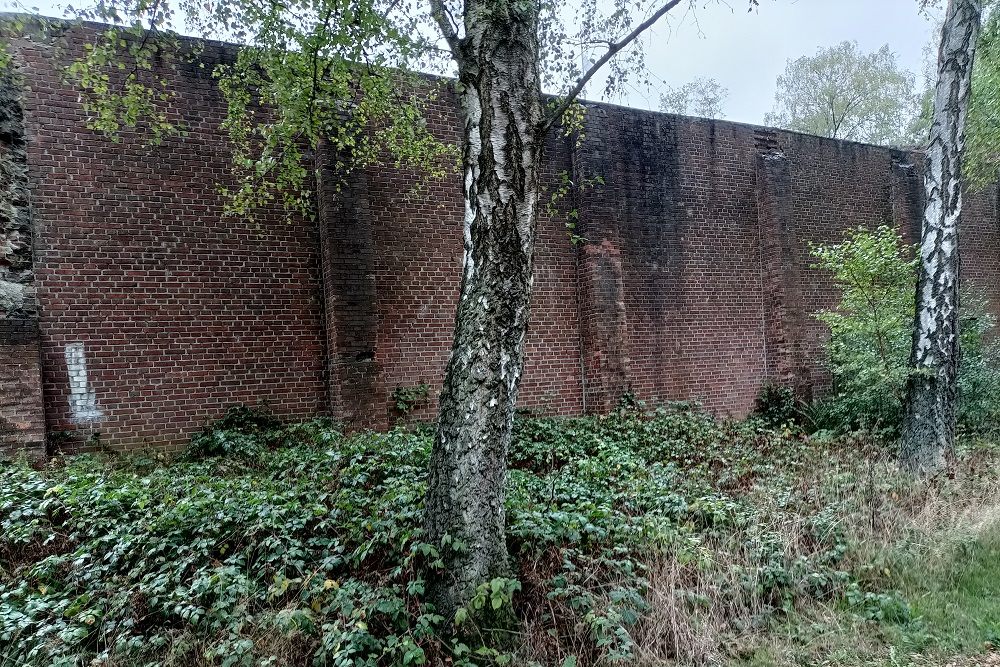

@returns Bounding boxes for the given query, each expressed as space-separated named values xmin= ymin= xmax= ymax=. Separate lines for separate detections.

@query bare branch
xmin=429 ymin=0 xmax=462 ymax=60
xmin=538 ymin=0 xmax=685 ymax=136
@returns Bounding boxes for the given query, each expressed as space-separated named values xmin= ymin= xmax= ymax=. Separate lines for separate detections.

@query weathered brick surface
xmin=0 ymin=341 xmax=45 ymax=453
xmin=315 ymin=139 xmax=388 ymax=430
xmin=0 ymin=57 xmax=45 ymax=455
xmin=960 ymin=182 xmax=1000 ymax=313
xmin=8 ymin=24 xmax=327 ymax=451
xmin=366 ymin=82 xmax=584 ymax=423
xmin=757 ymin=149 xmax=810 ymax=399
xmin=0 ymin=20 xmax=997 ymax=450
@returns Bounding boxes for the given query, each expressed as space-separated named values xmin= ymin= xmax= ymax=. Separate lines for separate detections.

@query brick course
xmin=8 ymin=24 xmax=327 ymax=451
xmin=0 ymin=20 xmax=997 ymax=451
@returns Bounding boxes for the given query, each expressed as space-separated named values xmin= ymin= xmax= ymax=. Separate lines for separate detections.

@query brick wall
xmin=7 ymin=24 xmax=327 ymax=451
xmin=367 ymin=85 xmax=585 ymax=422
xmin=0 ymin=62 xmax=45 ymax=456
xmin=0 ymin=20 xmax=997 ymax=451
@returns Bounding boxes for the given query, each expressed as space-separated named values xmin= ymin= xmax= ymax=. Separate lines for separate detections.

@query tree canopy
xmin=659 ymin=76 xmax=728 ymax=118
xmin=55 ymin=0 xmax=732 ymax=219
xmin=65 ymin=0 xmax=454 ymax=218
xmin=964 ymin=8 xmax=1000 ymax=184
xmin=764 ymin=40 xmax=920 ymax=146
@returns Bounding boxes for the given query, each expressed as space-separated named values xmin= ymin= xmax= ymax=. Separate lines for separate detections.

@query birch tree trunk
xmin=423 ymin=0 xmax=543 ymax=620
xmin=901 ymin=0 xmax=981 ymax=476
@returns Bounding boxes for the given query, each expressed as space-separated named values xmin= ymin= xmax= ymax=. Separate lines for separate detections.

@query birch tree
xmin=901 ymin=0 xmax=982 ymax=476
xmin=422 ymin=0 xmax=766 ymax=621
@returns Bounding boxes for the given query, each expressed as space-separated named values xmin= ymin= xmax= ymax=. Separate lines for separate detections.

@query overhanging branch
xmin=538 ymin=0 xmax=685 ymax=137
xmin=429 ymin=0 xmax=463 ymax=61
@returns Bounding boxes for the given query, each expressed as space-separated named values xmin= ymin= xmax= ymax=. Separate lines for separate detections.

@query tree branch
xmin=307 ymin=5 xmax=336 ymax=134
xmin=429 ymin=0 xmax=463 ymax=60
xmin=538 ymin=0 xmax=685 ymax=137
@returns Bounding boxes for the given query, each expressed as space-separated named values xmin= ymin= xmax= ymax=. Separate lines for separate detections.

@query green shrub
xmin=811 ymin=226 xmax=916 ymax=434
xmin=957 ymin=290 xmax=1000 ymax=435
xmin=183 ymin=405 xmax=339 ymax=462
xmin=184 ymin=404 xmax=285 ymax=460
xmin=754 ymin=383 xmax=800 ymax=428
xmin=811 ymin=226 xmax=1000 ymax=436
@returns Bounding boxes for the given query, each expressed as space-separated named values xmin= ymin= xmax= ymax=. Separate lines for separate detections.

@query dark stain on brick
xmin=0 ymin=18 xmax=997 ymax=449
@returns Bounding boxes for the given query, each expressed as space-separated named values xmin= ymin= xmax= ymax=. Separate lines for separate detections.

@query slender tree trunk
xmin=901 ymin=0 xmax=981 ymax=476
xmin=423 ymin=0 xmax=543 ymax=620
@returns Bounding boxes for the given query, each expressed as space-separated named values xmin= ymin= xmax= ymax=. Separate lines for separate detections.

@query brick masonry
xmin=0 ymin=59 xmax=45 ymax=456
xmin=4 ymin=22 xmax=327 ymax=451
xmin=0 ymin=20 xmax=998 ymax=451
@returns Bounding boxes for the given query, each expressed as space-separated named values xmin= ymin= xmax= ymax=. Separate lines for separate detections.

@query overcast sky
xmin=615 ymin=0 xmax=940 ymax=125
xmin=22 ymin=0 xmax=941 ymax=127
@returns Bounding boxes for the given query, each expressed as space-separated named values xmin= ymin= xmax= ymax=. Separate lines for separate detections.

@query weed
xmin=1 ymin=407 xmax=999 ymax=666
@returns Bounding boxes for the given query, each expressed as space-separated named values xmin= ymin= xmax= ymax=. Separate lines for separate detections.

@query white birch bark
xmin=902 ymin=0 xmax=982 ymax=475
xmin=422 ymin=0 xmax=687 ymax=621
xmin=423 ymin=0 xmax=543 ymax=620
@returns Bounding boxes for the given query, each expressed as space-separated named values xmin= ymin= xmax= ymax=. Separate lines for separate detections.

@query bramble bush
xmin=0 ymin=405 xmax=905 ymax=666
xmin=810 ymin=226 xmax=1000 ymax=436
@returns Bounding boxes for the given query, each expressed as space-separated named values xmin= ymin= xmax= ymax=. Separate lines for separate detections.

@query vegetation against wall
xmin=36 ymin=0 xmax=765 ymax=621
xmin=2 ymin=405 xmax=1000 ymax=666
xmin=810 ymin=226 xmax=1000 ymax=437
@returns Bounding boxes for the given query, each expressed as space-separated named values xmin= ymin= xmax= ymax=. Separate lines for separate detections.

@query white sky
xmin=622 ymin=0 xmax=940 ymax=123
xmin=20 ymin=0 xmax=941 ymax=127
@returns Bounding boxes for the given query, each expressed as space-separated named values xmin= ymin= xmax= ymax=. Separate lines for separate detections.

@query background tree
xmin=659 ymin=76 xmax=728 ymax=118
xmin=906 ymin=10 xmax=948 ymax=146
xmin=902 ymin=0 xmax=982 ymax=476
xmin=764 ymin=41 xmax=919 ymax=145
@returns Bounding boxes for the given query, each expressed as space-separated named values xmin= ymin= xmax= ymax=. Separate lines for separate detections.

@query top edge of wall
xmin=0 ymin=11 xmax=927 ymax=160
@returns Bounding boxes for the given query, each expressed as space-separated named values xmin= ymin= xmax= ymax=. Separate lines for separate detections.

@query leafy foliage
xmin=58 ymin=0 xmax=454 ymax=220
xmin=753 ymin=384 xmax=800 ymax=429
xmin=957 ymin=290 xmax=1000 ymax=433
xmin=658 ymin=76 xmax=728 ymax=119
xmin=391 ymin=384 xmax=430 ymax=417
xmin=965 ymin=7 xmax=1000 ymax=186
xmin=811 ymin=226 xmax=918 ymax=433
xmin=63 ymin=10 xmax=180 ymax=146
xmin=43 ymin=0 xmax=742 ymax=223
xmin=0 ymin=406 xmax=898 ymax=666
xmin=811 ymin=226 xmax=1000 ymax=435
xmin=764 ymin=41 xmax=920 ymax=146
xmin=184 ymin=404 xmax=336 ymax=461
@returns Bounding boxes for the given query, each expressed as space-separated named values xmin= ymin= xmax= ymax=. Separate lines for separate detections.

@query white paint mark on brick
xmin=64 ymin=342 xmax=102 ymax=423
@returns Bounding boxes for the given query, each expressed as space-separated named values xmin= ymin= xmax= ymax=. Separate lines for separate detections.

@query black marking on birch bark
xmin=902 ymin=0 xmax=981 ymax=476
xmin=423 ymin=0 xmax=543 ymax=622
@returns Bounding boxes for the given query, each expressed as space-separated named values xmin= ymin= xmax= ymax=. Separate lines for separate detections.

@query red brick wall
xmin=10 ymin=25 xmax=327 ymax=451
xmin=0 ymin=341 xmax=45 ymax=453
xmin=960 ymin=183 xmax=1000 ymax=315
xmin=1 ymin=20 xmax=998 ymax=451
xmin=368 ymin=85 xmax=584 ymax=423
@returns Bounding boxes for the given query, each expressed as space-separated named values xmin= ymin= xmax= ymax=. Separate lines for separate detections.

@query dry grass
xmin=625 ymin=439 xmax=1000 ymax=667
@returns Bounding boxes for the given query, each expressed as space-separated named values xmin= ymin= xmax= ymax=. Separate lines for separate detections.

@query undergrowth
xmin=0 ymin=406 xmax=998 ymax=666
